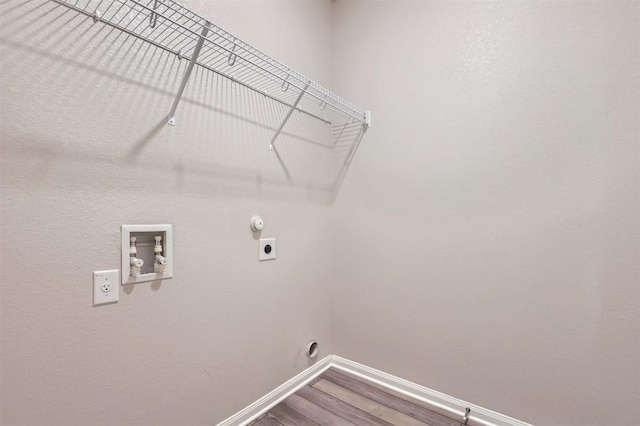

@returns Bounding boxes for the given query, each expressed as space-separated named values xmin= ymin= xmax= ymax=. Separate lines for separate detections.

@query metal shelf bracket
xmin=167 ymin=20 xmax=211 ymax=126
xmin=364 ymin=110 xmax=372 ymax=129
xmin=269 ymin=83 xmax=309 ymax=151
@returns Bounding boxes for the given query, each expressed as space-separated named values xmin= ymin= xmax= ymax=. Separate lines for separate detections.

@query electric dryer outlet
xmin=259 ymin=238 xmax=277 ymax=261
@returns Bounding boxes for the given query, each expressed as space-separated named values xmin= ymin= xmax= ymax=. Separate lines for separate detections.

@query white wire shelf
xmin=53 ymin=0 xmax=371 ymax=152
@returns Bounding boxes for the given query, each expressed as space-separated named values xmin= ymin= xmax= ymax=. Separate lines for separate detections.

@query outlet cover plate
xmin=93 ymin=269 xmax=119 ymax=305
xmin=259 ymin=238 xmax=277 ymax=261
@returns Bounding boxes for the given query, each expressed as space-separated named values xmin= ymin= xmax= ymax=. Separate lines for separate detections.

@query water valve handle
xmin=154 ymin=255 xmax=168 ymax=274
xmin=130 ymin=257 xmax=144 ymax=268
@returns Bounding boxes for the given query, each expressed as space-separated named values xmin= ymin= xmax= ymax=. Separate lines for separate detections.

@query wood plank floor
xmin=250 ymin=368 xmax=463 ymax=426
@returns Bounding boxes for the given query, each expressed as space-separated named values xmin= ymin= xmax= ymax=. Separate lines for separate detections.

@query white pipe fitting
xmin=154 ymin=235 xmax=163 ymax=253
xmin=129 ymin=236 xmax=138 ymax=255
xmin=250 ymin=216 xmax=264 ymax=231
xmin=306 ymin=340 xmax=319 ymax=359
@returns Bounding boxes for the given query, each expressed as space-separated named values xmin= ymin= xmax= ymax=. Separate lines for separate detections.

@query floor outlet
xmin=93 ymin=270 xmax=119 ymax=305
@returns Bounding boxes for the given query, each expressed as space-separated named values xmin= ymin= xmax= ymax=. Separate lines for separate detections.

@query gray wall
xmin=331 ymin=2 xmax=639 ymax=426
xmin=2 ymin=1 xmax=639 ymax=426
xmin=1 ymin=1 xmax=335 ymax=424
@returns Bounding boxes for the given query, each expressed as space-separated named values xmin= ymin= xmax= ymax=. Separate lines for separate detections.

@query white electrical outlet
xmin=93 ymin=270 xmax=119 ymax=305
xmin=259 ymin=238 xmax=277 ymax=261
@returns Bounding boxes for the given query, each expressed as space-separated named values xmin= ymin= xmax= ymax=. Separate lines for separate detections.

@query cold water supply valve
xmin=154 ymin=235 xmax=168 ymax=273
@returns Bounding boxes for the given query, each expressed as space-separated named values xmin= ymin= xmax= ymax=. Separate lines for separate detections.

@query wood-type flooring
xmin=250 ymin=368 xmax=463 ymax=426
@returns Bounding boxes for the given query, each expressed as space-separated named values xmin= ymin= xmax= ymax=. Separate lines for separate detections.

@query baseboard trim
xmin=217 ymin=354 xmax=532 ymax=426
xmin=331 ymin=355 xmax=532 ymax=426
xmin=216 ymin=355 xmax=332 ymax=426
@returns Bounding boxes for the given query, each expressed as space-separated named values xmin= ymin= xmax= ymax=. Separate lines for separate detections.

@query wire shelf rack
xmin=53 ymin=0 xmax=370 ymax=153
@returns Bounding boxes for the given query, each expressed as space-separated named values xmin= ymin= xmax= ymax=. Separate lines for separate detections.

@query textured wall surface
xmin=0 ymin=1 xmax=335 ymax=424
xmin=3 ymin=1 xmax=640 ymax=425
xmin=330 ymin=2 xmax=640 ymax=426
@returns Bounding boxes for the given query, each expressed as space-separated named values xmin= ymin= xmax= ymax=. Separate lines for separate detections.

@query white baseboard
xmin=217 ymin=354 xmax=532 ymax=426
xmin=331 ymin=355 xmax=532 ymax=426
xmin=216 ymin=355 xmax=332 ymax=426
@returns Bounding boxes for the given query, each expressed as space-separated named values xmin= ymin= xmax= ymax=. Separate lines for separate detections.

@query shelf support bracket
xmin=364 ymin=110 xmax=372 ymax=129
xmin=167 ymin=21 xmax=211 ymax=126
xmin=269 ymin=83 xmax=309 ymax=151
